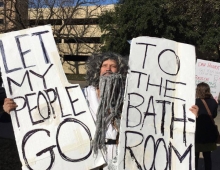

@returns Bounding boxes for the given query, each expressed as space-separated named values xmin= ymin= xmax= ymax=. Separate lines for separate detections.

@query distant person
xmin=195 ymin=82 xmax=218 ymax=170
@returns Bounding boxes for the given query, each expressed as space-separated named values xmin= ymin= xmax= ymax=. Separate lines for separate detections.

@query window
xmin=0 ymin=2 xmax=3 ymax=7
xmin=64 ymin=18 xmax=99 ymax=25
xmin=64 ymin=55 xmax=89 ymax=61
xmin=54 ymin=37 xmax=61 ymax=43
xmin=64 ymin=37 xmax=100 ymax=44
xmin=29 ymin=19 xmax=62 ymax=26
xmin=0 ymin=19 xmax=4 ymax=24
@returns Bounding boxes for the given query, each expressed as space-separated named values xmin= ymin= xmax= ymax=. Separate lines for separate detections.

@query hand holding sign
xmin=3 ymin=98 xmax=18 ymax=114
xmin=118 ymin=36 xmax=196 ymax=170
xmin=0 ymin=26 xmax=105 ymax=170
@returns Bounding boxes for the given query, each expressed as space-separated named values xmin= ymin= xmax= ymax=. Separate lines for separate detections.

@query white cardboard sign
xmin=0 ymin=26 xmax=105 ymax=170
xmin=195 ymin=59 xmax=220 ymax=100
xmin=118 ymin=37 xmax=196 ymax=170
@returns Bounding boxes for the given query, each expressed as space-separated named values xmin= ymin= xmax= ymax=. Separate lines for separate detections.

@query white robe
xmin=83 ymin=86 xmax=117 ymax=170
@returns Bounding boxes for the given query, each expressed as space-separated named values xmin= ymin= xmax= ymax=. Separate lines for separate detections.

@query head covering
xmin=85 ymin=52 xmax=128 ymax=155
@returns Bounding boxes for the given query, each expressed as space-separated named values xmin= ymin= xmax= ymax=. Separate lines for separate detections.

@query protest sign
xmin=118 ymin=37 xmax=196 ymax=170
xmin=0 ymin=25 xmax=105 ymax=170
xmin=195 ymin=59 xmax=220 ymax=100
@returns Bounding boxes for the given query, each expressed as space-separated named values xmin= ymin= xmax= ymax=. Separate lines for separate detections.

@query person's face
xmin=100 ymin=59 xmax=118 ymax=76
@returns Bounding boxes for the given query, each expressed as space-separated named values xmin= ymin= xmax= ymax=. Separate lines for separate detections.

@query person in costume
xmin=83 ymin=52 xmax=128 ymax=170
xmin=2 ymin=52 xmax=199 ymax=170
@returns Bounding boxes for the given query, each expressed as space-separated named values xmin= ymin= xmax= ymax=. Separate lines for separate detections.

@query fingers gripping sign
xmin=3 ymin=98 xmax=18 ymax=114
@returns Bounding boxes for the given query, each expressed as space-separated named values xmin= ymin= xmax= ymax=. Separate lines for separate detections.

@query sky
xmin=29 ymin=0 xmax=118 ymax=8
xmin=100 ymin=0 xmax=118 ymax=5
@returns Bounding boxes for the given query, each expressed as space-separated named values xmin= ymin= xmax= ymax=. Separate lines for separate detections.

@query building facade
xmin=0 ymin=0 xmax=114 ymax=76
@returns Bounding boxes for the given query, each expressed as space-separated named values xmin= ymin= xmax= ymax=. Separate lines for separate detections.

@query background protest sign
xmin=0 ymin=25 xmax=105 ymax=170
xmin=118 ymin=37 xmax=196 ymax=170
xmin=195 ymin=59 xmax=220 ymax=100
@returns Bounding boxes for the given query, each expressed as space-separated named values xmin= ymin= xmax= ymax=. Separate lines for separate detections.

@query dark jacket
xmin=0 ymin=87 xmax=11 ymax=122
xmin=195 ymin=98 xmax=218 ymax=143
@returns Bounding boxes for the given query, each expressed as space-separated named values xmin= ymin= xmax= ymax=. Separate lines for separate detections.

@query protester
xmin=0 ymin=74 xmax=10 ymax=122
xmin=194 ymin=82 xmax=218 ymax=170
xmin=78 ymin=52 xmax=199 ymax=170
xmin=0 ymin=74 xmax=6 ymax=115
xmin=83 ymin=52 xmax=128 ymax=170
xmin=2 ymin=52 xmax=199 ymax=170
xmin=3 ymin=52 xmax=129 ymax=170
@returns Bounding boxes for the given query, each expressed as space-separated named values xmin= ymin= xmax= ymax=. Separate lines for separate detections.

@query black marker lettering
xmin=124 ymin=131 xmax=144 ymax=169
xmin=0 ymin=40 xmax=22 ymax=73
xmin=170 ymin=103 xmax=187 ymax=145
xmin=130 ymin=70 xmax=148 ymax=88
xmin=56 ymin=118 xmax=92 ymax=162
xmin=158 ymin=49 xmax=180 ymax=76
xmin=29 ymin=64 xmax=53 ymax=89
xmin=143 ymin=136 xmax=168 ymax=170
xmin=127 ymin=93 xmax=144 ymax=127
xmin=36 ymin=145 xmax=56 ymax=170
xmin=7 ymin=71 xmax=33 ymax=95
xmin=15 ymin=34 xmax=35 ymax=69
xmin=44 ymin=88 xmax=57 ymax=118
xmin=164 ymin=80 xmax=186 ymax=101
xmin=65 ymin=85 xmax=86 ymax=116
xmin=37 ymin=91 xmax=51 ymax=120
xmin=156 ymin=100 xmax=171 ymax=136
xmin=25 ymin=92 xmax=44 ymax=125
xmin=141 ymin=96 xmax=156 ymax=135
xmin=13 ymin=96 xmax=26 ymax=128
xmin=169 ymin=142 xmax=192 ymax=170
xmin=22 ymin=129 xmax=56 ymax=170
xmin=146 ymin=75 xmax=163 ymax=95
xmin=55 ymin=87 xmax=64 ymax=117
xmin=136 ymin=42 xmax=156 ymax=69
xmin=32 ymin=31 xmax=50 ymax=64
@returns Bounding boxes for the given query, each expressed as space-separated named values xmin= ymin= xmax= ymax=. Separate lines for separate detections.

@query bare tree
xmin=0 ymin=0 xmax=28 ymax=31
xmin=0 ymin=0 xmax=112 ymax=75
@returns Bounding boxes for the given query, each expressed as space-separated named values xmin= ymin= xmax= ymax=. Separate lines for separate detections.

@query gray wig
xmin=85 ymin=52 xmax=128 ymax=155
xmin=85 ymin=52 xmax=128 ymax=88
